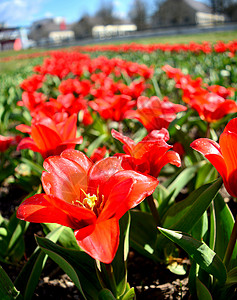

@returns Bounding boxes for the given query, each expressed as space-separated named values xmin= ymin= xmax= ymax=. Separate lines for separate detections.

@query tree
xmin=95 ymin=1 xmax=116 ymax=25
xmin=129 ymin=0 xmax=148 ymax=30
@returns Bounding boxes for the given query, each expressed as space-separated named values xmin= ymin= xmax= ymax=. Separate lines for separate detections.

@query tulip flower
xmin=17 ymin=149 xmax=158 ymax=263
xmin=125 ymin=96 xmax=187 ymax=132
xmin=112 ymin=128 xmax=181 ymax=178
xmin=190 ymin=117 xmax=237 ymax=198
xmin=0 ymin=135 xmax=15 ymax=152
xmin=16 ymin=114 xmax=82 ymax=159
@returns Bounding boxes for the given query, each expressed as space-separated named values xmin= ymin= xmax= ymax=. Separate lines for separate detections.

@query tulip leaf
xmin=36 ymin=236 xmax=101 ymax=300
xmin=210 ymin=194 xmax=237 ymax=268
xmin=217 ymin=267 xmax=237 ymax=300
xmin=98 ymin=289 xmax=116 ymax=300
xmin=158 ymin=164 xmax=200 ymax=217
xmin=42 ymin=223 xmax=81 ymax=250
xmin=15 ymin=225 xmax=65 ymax=300
xmin=0 ymin=211 xmax=28 ymax=264
xmin=121 ymin=287 xmax=136 ymax=300
xmin=0 ymin=265 xmax=22 ymax=300
xmin=156 ymin=178 xmax=223 ymax=252
xmin=112 ymin=212 xmax=130 ymax=297
xmin=196 ymin=278 xmax=213 ymax=300
xmin=130 ymin=210 xmax=160 ymax=261
xmin=158 ymin=227 xmax=227 ymax=284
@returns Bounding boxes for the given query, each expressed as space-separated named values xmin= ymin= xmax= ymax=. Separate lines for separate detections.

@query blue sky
xmin=0 ymin=0 xmax=208 ymax=28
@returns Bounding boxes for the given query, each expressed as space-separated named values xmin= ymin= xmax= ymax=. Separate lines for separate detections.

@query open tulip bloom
xmin=112 ymin=128 xmax=181 ymax=178
xmin=16 ymin=114 xmax=83 ymax=159
xmin=191 ymin=117 xmax=237 ymax=198
xmin=17 ymin=149 xmax=158 ymax=263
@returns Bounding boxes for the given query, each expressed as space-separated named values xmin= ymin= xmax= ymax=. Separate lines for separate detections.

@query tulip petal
xmin=17 ymin=194 xmax=77 ymax=228
xmin=111 ymin=129 xmax=136 ymax=154
xmin=191 ymin=138 xmax=227 ymax=180
xmin=76 ymin=217 xmax=120 ymax=263
xmin=17 ymin=193 xmax=96 ymax=230
xmin=101 ymin=170 xmax=158 ymax=220
xmin=42 ymin=155 xmax=89 ymax=203
xmin=17 ymin=137 xmax=40 ymax=152
xmin=88 ymin=157 xmax=123 ymax=195
xmin=61 ymin=149 xmax=93 ymax=172
xmin=219 ymin=123 xmax=237 ymax=197
xmin=31 ymin=122 xmax=62 ymax=157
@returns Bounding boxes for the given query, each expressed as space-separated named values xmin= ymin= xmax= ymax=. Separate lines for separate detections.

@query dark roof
xmin=184 ymin=0 xmax=212 ymax=13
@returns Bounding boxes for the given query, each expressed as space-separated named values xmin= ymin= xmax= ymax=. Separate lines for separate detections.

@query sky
xmin=0 ymin=0 xmax=208 ymax=28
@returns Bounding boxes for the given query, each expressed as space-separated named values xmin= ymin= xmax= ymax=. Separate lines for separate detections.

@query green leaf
xmin=15 ymin=225 xmax=65 ymax=300
xmin=157 ymin=178 xmax=223 ymax=252
xmin=211 ymin=194 xmax=237 ymax=267
xmin=112 ymin=212 xmax=130 ymax=297
xmin=0 ymin=265 xmax=22 ymax=300
xmin=98 ymin=289 xmax=116 ymax=300
xmin=195 ymin=162 xmax=217 ymax=189
xmin=130 ymin=210 xmax=160 ymax=261
xmin=36 ymin=236 xmax=101 ymax=299
xmin=0 ymin=211 xmax=28 ymax=263
xmin=158 ymin=164 xmax=200 ymax=217
xmin=158 ymin=227 xmax=227 ymax=284
xmin=42 ymin=223 xmax=81 ymax=250
xmin=121 ymin=287 xmax=136 ymax=300
xmin=196 ymin=278 xmax=213 ymax=300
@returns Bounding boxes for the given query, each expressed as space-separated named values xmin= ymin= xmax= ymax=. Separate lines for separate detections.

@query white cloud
xmin=44 ymin=11 xmax=53 ymax=18
xmin=0 ymin=0 xmax=46 ymax=27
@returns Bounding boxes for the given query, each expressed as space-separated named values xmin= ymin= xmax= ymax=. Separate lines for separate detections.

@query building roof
xmin=184 ymin=0 xmax=212 ymax=13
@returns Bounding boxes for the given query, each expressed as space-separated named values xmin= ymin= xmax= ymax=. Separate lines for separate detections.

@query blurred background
xmin=0 ymin=0 xmax=237 ymax=50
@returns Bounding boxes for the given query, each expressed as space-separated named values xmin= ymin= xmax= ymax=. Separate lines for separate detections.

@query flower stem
xmin=147 ymin=194 xmax=161 ymax=227
xmin=96 ymin=261 xmax=118 ymax=298
xmin=223 ymin=214 xmax=237 ymax=270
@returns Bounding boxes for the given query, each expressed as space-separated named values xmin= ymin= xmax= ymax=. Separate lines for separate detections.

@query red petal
xmin=150 ymin=150 xmax=181 ymax=178
xmin=61 ymin=149 xmax=93 ymax=171
xmin=219 ymin=124 xmax=237 ymax=197
xmin=111 ymin=129 xmax=136 ymax=155
xmin=87 ymin=157 xmax=123 ymax=195
xmin=31 ymin=122 xmax=62 ymax=155
xmin=17 ymin=194 xmax=77 ymax=228
xmin=101 ymin=170 xmax=158 ymax=220
xmin=42 ymin=155 xmax=89 ymax=203
xmin=98 ymin=178 xmax=133 ymax=222
xmin=76 ymin=217 xmax=120 ymax=263
xmin=16 ymin=124 xmax=32 ymax=134
xmin=17 ymin=137 xmax=40 ymax=152
xmin=191 ymin=138 xmax=227 ymax=181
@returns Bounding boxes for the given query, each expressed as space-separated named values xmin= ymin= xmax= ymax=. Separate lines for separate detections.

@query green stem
xmin=147 ymin=194 xmax=161 ymax=227
xmin=206 ymin=122 xmax=211 ymax=138
xmin=96 ymin=261 xmax=118 ymax=298
xmin=151 ymin=76 xmax=162 ymax=99
xmin=223 ymin=215 xmax=237 ymax=270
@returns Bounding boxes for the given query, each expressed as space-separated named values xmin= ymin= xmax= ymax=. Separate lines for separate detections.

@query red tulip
xmin=191 ymin=118 xmax=237 ymax=198
xmin=125 ymin=96 xmax=187 ymax=132
xmin=17 ymin=149 xmax=158 ymax=263
xmin=0 ymin=135 xmax=15 ymax=152
xmin=16 ymin=114 xmax=82 ymax=159
xmin=112 ymin=128 xmax=181 ymax=178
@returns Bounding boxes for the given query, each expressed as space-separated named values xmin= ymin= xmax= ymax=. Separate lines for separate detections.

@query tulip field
xmin=1 ymin=34 xmax=237 ymax=299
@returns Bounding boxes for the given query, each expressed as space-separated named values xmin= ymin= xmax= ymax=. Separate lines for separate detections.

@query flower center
xmin=80 ymin=189 xmax=97 ymax=210
xmin=72 ymin=188 xmax=105 ymax=216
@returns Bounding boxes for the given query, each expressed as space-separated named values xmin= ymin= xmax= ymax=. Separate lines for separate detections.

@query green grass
xmin=122 ymin=30 xmax=237 ymax=44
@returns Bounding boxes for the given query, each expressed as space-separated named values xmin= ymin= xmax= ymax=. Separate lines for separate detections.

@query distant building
xmin=92 ymin=24 xmax=137 ymax=39
xmin=29 ymin=17 xmax=75 ymax=44
xmin=154 ymin=0 xmax=225 ymax=27
xmin=0 ymin=27 xmax=30 ymax=51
